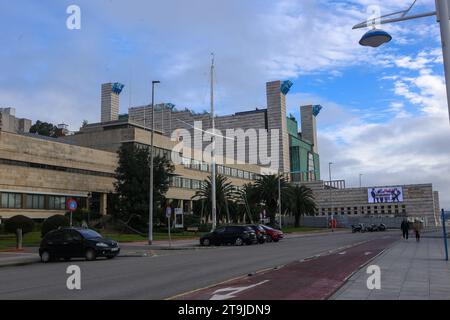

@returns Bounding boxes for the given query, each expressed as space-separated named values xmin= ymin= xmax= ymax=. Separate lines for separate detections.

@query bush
xmin=4 ymin=215 xmax=35 ymax=235
xmin=41 ymin=215 xmax=69 ymax=237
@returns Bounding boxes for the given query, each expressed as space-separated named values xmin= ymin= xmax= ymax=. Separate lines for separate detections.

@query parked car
xmin=39 ymin=228 xmax=120 ymax=263
xmin=378 ymin=223 xmax=387 ymax=231
xmin=260 ymin=225 xmax=284 ymax=242
xmin=200 ymin=226 xmax=257 ymax=246
xmin=247 ymin=225 xmax=267 ymax=244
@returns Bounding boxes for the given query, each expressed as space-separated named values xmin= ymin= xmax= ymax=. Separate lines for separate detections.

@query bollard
xmin=16 ymin=228 xmax=23 ymax=250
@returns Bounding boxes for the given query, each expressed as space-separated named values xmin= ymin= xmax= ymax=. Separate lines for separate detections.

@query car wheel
xmin=40 ymin=251 xmax=51 ymax=263
xmin=202 ymin=238 xmax=211 ymax=247
xmin=273 ymin=238 xmax=279 ymax=243
xmin=107 ymin=256 xmax=115 ymax=260
xmin=235 ymin=237 xmax=244 ymax=246
xmin=85 ymin=249 xmax=96 ymax=261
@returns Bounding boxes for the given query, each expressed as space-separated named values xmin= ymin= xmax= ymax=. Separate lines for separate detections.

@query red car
xmin=261 ymin=225 xmax=284 ymax=242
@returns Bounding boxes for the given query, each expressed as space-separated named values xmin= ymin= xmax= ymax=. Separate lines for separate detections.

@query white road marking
xmin=338 ymin=251 xmax=347 ymax=255
xmin=364 ymin=251 xmax=372 ymax=256
xmin=210 ymin=280 xmax=269 ymax=300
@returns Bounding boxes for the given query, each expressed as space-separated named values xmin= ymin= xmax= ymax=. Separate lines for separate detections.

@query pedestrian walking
xmin=413 ymin=219 xmax=422 ymax=242
xmin=401 ymin=219 xmax=410 ymax=240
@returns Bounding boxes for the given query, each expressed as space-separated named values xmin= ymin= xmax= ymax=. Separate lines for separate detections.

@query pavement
xmin=0 ymin=230 xmax=389 ymax=299
xmin=332 ymin=231 xmax=450 ymax=300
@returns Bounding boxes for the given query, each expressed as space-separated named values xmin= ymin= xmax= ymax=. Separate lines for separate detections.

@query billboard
xmin=368 ymin=187 xmax=404 ymax=204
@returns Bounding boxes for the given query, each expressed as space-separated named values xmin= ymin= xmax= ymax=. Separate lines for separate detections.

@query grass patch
xmin=0 ymin=231 xmax=42 ymax=250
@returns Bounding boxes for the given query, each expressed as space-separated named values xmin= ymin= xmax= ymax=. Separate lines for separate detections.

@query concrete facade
xmin=101 ymin=83 xmax=123 ymax=123
xmin=299 ymin=180 xmax=440 ymax=226
xmin=0 ymin=108 xmax=31 ymax=134
xmin=0 ymin=131 xmax=116 ymax=219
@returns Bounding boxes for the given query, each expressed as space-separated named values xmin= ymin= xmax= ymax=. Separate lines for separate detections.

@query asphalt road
xmin=0 ymin=231 xmax=398 ymax=300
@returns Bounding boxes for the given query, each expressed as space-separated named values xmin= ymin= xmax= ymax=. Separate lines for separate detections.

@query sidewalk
xmin=0 ymin=251 xmax=40 ymax=267
xmin=332 ymin=233 xmax=450 ymax=300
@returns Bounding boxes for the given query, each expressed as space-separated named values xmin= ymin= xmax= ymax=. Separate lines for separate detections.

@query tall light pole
xmin=353 ymin=0 xmax=450 ymax=123
xmin=210 ymin=54 xmax=217 ymax=231
xmin=328 ymin=162 xmax=334 ymax=231
xmin=278 ymin=170 xmax=282 ymax=229
xmin=149 ymin=80 xmax=160 ymax=245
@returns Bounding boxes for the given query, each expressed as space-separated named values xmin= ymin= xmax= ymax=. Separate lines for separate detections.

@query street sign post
xmin=67 ymin=198 xmax=78 ymax=227
xmin=442 ymin=209 xmax=448 ymax=261
xmin=166 ymin=206 xmax=172 ymax=247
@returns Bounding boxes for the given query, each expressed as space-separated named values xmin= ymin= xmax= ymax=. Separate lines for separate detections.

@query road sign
xmin=166 ymin=206 xmax=172 ymax=218
xmin=67 ymin=199 xmax=78 ymax=212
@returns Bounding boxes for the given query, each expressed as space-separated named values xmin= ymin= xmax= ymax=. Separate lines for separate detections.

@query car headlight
xmin=96 ymin=243 xmax=109 ymax=248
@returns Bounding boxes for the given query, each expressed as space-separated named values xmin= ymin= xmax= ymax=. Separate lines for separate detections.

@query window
xmin=174 ymin=177 xmax=182 ymax=188
xmin=244 ymin=171 xmax=249 ymax=180
xmin=238 ymin=170 xmax=244 ymax=178
xmin=26 ymin=194 xmax=45 ymax=209
xmin=191 ymin=160 xmax=200 ymax=170
xmin=231 ymin=169 xmax=237 ymax=177
xmin=224 ymin=167 xmax=231 ymax=176
xmin=192 ymin=180 xmax=200 ymax=190
xmin=217 ymin=165 xmax=224 ymax=174
xmin=201 ymin=162 xmax=209 ymax=172
xmin=182 ymin=178 xmax=191 ymax=189
xmin=49 ymin=196 xmax=66 ymax=210
xmin=1 ymin=193 xmax=22 ymax=209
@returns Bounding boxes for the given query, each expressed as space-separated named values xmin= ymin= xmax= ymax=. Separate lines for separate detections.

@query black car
xmin=200 ymin=226 xmax=257 ymax=246
xmin=39 ymin=228 xmax=120 ymax=263
xmin=246 ymin=225 xmax=267 ymax=244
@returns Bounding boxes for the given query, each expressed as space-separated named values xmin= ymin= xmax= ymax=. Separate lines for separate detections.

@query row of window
xmin=170 ymin=177 xmax=204 ymax=190
xmin=0 ymin=158 xmax=115 ymax=178
xmin=320 ymin=205 xmax=407 ymax=216
xmin=136 ymin=144 xmax=260 ymax=181
xmin=182 ymin=158 xmax=258 ymax=181
xmin=0 ymin=192 xmax=78 ymax=210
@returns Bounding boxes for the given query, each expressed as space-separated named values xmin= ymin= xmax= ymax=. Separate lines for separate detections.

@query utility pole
xmin=148 ymin=80 xmax=160 ymax=245
xmin=210 ymin=54 xmax=217 ymax=231
xmin=329 ymin=162 xmax=334 ymax=232
xmin=278 ymin=171 xmax=282 ymax=230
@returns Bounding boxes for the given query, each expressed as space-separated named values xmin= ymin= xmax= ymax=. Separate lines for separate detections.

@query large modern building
xmin=0 ymin=80 xmax=441 ymax=226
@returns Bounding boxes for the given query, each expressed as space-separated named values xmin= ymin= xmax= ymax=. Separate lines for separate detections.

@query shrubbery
xmin=4 ymin=215 xmax=35 ymax=234
xmin=41 ymin=215 xmax=69 ymax=237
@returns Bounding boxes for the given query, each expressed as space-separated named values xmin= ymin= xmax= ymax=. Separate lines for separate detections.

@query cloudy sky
xmin=1 ymin=0 xmax=450 ymax=208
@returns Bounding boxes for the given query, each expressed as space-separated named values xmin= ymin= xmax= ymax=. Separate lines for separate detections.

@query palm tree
xmin=253 ymin=174 xmax=290 ymax=224
xmin=192 ymin=174 xmax=237 ymax=224
xmin=288 ymin=185 xmax=317 ymax=227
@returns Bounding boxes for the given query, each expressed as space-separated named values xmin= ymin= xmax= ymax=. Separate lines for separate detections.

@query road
xmin=0 ymin=231 xmax=398 ymax=300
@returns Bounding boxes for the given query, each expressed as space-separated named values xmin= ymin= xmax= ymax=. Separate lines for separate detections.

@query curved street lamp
xmin=353 ymin=0 xmax=450 ymax=124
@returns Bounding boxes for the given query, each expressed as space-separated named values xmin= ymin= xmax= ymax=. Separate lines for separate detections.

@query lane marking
xmin=210 ymin=280 xmax=270 ymax=300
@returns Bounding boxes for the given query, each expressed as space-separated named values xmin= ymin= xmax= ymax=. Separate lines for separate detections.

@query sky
xmin=1 ymin=0 xmax=450 ymax=208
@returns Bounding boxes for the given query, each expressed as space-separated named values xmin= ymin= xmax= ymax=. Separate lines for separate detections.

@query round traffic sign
xmin=67 ymin=199 xmax=78 ymax=212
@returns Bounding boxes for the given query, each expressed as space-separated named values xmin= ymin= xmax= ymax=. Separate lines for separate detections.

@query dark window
xmin=0 ymin=193 xmax=22 ymax=209
xmin=26 ymin=194 xmax=45 ymax=209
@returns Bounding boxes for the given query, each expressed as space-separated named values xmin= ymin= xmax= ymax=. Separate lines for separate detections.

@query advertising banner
xmin=368 ymin=187 xmax=403 ymax=203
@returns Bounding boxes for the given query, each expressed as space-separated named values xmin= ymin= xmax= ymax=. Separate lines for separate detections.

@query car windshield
xmin=78 ymin=229 xmax=103 ymax=239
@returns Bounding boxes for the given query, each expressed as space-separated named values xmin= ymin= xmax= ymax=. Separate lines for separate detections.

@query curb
xmin=0 ymin=257 xmax=41 ymax=268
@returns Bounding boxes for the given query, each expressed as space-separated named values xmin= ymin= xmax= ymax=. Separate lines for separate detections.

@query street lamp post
xmin=149 ymin=80 xmax=160 ymax=245
xmin=353 ymin=0 xmax=450 ymax=123
xmin=210 ymin=54 xmax=217 ymax=231
xmin=278 ymin=171 xmax=282 ymax=230
xmin=328 ymin=162 xmax=334 ymax=232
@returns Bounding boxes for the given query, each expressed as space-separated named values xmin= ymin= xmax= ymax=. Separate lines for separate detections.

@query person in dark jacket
xmin=401 ymin=219 xmax=410 ymax=240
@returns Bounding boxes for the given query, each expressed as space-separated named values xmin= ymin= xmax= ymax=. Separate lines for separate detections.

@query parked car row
xmin=351 ymin=223 xmax=387 ymax=233
xmin=200 ymin=224 xmax=284 ymax=246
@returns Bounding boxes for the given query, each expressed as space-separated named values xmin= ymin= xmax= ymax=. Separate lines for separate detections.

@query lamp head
xmin=359 ymin=29 xmax=392 ymax=47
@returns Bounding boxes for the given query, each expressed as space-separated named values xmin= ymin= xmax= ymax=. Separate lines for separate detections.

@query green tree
xmin=287 ymin=185 xmax=317 ymax=227
xmin=30 ymin=120 xmax=58 ymax=137
xmin=192 ymin=174 xmax=237 ymax=224
xmin=253 ymin=174 xmax=290 ymax=224
xmin=114 ymin=143 xmax=174 ymax=230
